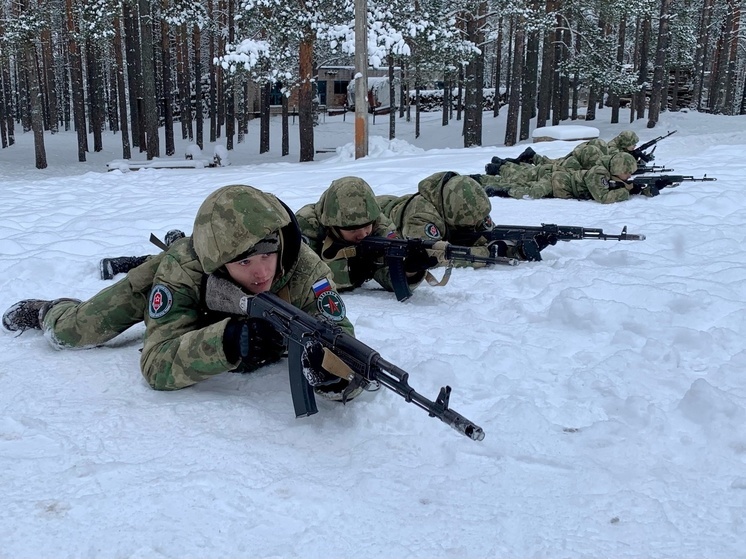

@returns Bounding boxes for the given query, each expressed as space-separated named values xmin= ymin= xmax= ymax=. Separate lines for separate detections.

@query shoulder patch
xmin=316 ymin=289 xmax=346 ymax=322
xmin=424 ymin=223 xmax=441 ymax=239
xmin=148 ymin=284 xmax=173 ymax=319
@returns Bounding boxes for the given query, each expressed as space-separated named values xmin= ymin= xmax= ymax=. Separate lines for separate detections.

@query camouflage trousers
xmin=42 ymin=254 xmax=163 ymax=349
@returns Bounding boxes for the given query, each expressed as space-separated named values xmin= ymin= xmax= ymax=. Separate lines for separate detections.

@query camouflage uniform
xmin=35 ymin=186 xmax=354 ymax=392
xmin=377 ymin=172 xmax=499 ymax=266
xmin=481 ymin=135 xmax=639 ymax=201
xmin=607 ymin=131 xmax=639 ymax=153
xmin=295 ymin=177 xmax=424 ymax=294
xmin=550 ymin=152 xmax=639 ymax=203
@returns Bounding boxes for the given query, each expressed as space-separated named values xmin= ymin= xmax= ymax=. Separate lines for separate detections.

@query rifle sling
xmin=321 ymin=348 xmax=356 ymax=382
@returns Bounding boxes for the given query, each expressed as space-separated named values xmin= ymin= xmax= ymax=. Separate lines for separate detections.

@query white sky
xmin=1 ymin=107 xmax=745 ymax=558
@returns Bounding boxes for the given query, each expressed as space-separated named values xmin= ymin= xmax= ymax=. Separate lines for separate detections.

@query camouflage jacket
xmin=377 ymin=172 xmax=493 ymax=267
xmin=141 ymin=236 xmax=353 ymax=391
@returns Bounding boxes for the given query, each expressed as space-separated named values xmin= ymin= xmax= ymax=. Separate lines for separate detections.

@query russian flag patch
xmin=312 ymin=278 xmax=332 ymax=296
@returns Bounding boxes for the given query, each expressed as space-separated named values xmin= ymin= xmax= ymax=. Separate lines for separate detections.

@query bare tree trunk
xmin=463 ymin=6 xmax=485 ymax=148
xmin=610 ymin=17 xmax=626 ymax=123
xmin=225 ymin=0 xmax=235 ymax=149
xmin=298 ymin=33 xmax=315 ymax=162
xmin=282 ymin=92 xmax=289 ymax=156
xmin=139 ymin=0 xmax=159 ymax=157
xmin=193 ymin=24 xmax=203 ymax=149
xmin=24 ymin=41 xmax=47 ymax=168
xmin=260 ymin=81 xmax=270 ymax=153
xmin=415 ymin=85 xmax=420 ymax=138
xmin=177 ymin=24 xmax=193 ymax=141
xmin=635 ymin=17 xmax=651 ymax=120
xmin=504 ymin=20 xmax=524 ymax=146
xmin=65 ymin=0 xmax=87 ymax=161
xmin=537 ymin=2 xmax=557 ymax=127
xmin=123 ymin=2 xmax=141 ymax=149
xmin=559 ymin=27 xmax=570 ymax=120
xmin=647 ymin=0 xmax=673 ymax=127
xmin=693 ymin=0 xmax=714 ymax=110
xmin=723 ymin=0 xmax=741 ymax=114
xmin=389 ymin=54 xmax=396 ymax=139
xmin=85 ymin=40 xmax=103 ymax=152
xmin=40 ymin=27 xmax=57 ymax=133
xmin=161 ymin=1 xmax=175 ymax=156
xmin=493 ymin=17 xmax=503 ymax=117
xmin=520 ymin=14 xmax=539 ymax=141
xmin=113 ymin=16 xmax=131 ymax=159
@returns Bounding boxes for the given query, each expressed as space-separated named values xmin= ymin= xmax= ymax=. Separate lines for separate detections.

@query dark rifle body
xmin=358 ymin=236 xmax=518 ymax=302
xmin=631 ymin=130 xmax=677 ymax=163
xmin=634 ymin=165 xmax=673 ymax=175
xmin=245 ymin=292 xmax=485 ymax=441
xmin=482 ymin=224 xmax=645 ymax=261
xmin=631 ymin=175 xmax=717 ymax=190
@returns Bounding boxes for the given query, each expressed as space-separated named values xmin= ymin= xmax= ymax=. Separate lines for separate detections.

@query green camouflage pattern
xmin=551 ymin=163 xmax=631 ymax=203
xmin=377 ymin=172 xmax=493 ymax=268
xmin=478 ymin=169 xmax=554 ymax=200
xmin=193 ymin=185 xmax=291 ymax=274
xmin=295 ymin=181 xmax=412 ymax=293
xmin=607 ymin=131 xmax=639 ymax=151
xmin=42 ymin=253 xmax=165 ymax=349
xmin=315 ymin=176 xmax=381 ymax=228
xmin=43 ymin=185 xmax=354 ymax=392
xmin=140 ymin=238 xmax=350 ymax=390
xmin=563 ymin=144 xmax=605 ymax=171
xmin=604 ymin=152 xmax=638 ymax=177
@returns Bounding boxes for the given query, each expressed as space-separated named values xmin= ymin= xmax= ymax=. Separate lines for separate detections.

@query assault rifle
xmin=631 ymin=174 xmax=717 ymax=192
xmin=356 ymin=236 xmax=519 ymax=302
xmin=245 ymin=291 xmax=485 ymax=441
xmin=482 ymin=223 xmax=645 ymax=261
xmin=634 ymin=164 xmax=673 ymax=175
xmin=631 ymin=130 xmax=677 ymax=163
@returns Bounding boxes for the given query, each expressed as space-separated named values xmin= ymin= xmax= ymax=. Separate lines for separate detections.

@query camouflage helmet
xmin=610 ymin=131 xmax=639 ymax=151
xmin=192 ymin=185 xmax=291 ymax=273
xmin=441 ymin=175 xmax=491 ymax=228
xmin=318 ymin=176 xmax=381 ymax=228
xmin=607 ymin=152 xmax=638 ymax=177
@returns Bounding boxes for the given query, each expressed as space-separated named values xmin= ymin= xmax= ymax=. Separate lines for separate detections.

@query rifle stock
xmin=245 ymin=292 xmax=485 ymax=441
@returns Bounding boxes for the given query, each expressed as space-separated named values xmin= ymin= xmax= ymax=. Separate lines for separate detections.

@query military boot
xmin=99 ymin=255 xmax=149 ymax=280
xmin=484 ymin=160 xmax=505 ymax=176
xmin=516 ymin=146 xmax=537 ymax=164
xmin=2 ymin=298 xmax=80 ymax=333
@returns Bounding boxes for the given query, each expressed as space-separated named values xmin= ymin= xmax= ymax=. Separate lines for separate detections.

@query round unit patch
xmin=424 ymin=223 xmax=441 ymax=239
xmin=148 ymin=284 xmax=174 ymax=319
xmin=316 ymin=290 xmax=346 ymax=322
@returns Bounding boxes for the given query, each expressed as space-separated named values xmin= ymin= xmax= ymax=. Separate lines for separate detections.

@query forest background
xmin=0 ymin=0 xmax=741 ymax=170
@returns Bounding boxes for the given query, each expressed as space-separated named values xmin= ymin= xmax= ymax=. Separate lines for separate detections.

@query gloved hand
xmin=627 ymin=182 xmax=643 ymax=195
xmin=642 ymin=184 xmax=660 ymax=197
xmin=223 ymin=318 xmax=285 ymax=371
xmin=488 ymin=240 xmax=510 ymax=258
xmin=205 ymin=274 xmax=250 ymax=315
xmin=300 ymin=340 xmax=336 ymax=386
xmin=533 ymin=233 xmax=557 ymax=252
xmin=404 ymin=246 xmax=439 ymax=273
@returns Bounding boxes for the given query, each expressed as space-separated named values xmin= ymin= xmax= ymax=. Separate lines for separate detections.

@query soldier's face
xmin=339 ymin=223 xmax=373 ymax=243
xmin=225 ymin=253 xmax=278 ymax=294
xmin=615 ymin=171 xmax=633 ymax=181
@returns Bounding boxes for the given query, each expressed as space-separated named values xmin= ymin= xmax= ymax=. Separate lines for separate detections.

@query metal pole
xmin=354 ymin=0 xmax=368 ymax=159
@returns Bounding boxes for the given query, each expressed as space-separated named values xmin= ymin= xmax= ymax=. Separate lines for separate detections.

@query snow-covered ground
xmin=1 ymin=108 xmax=745 ymax=558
